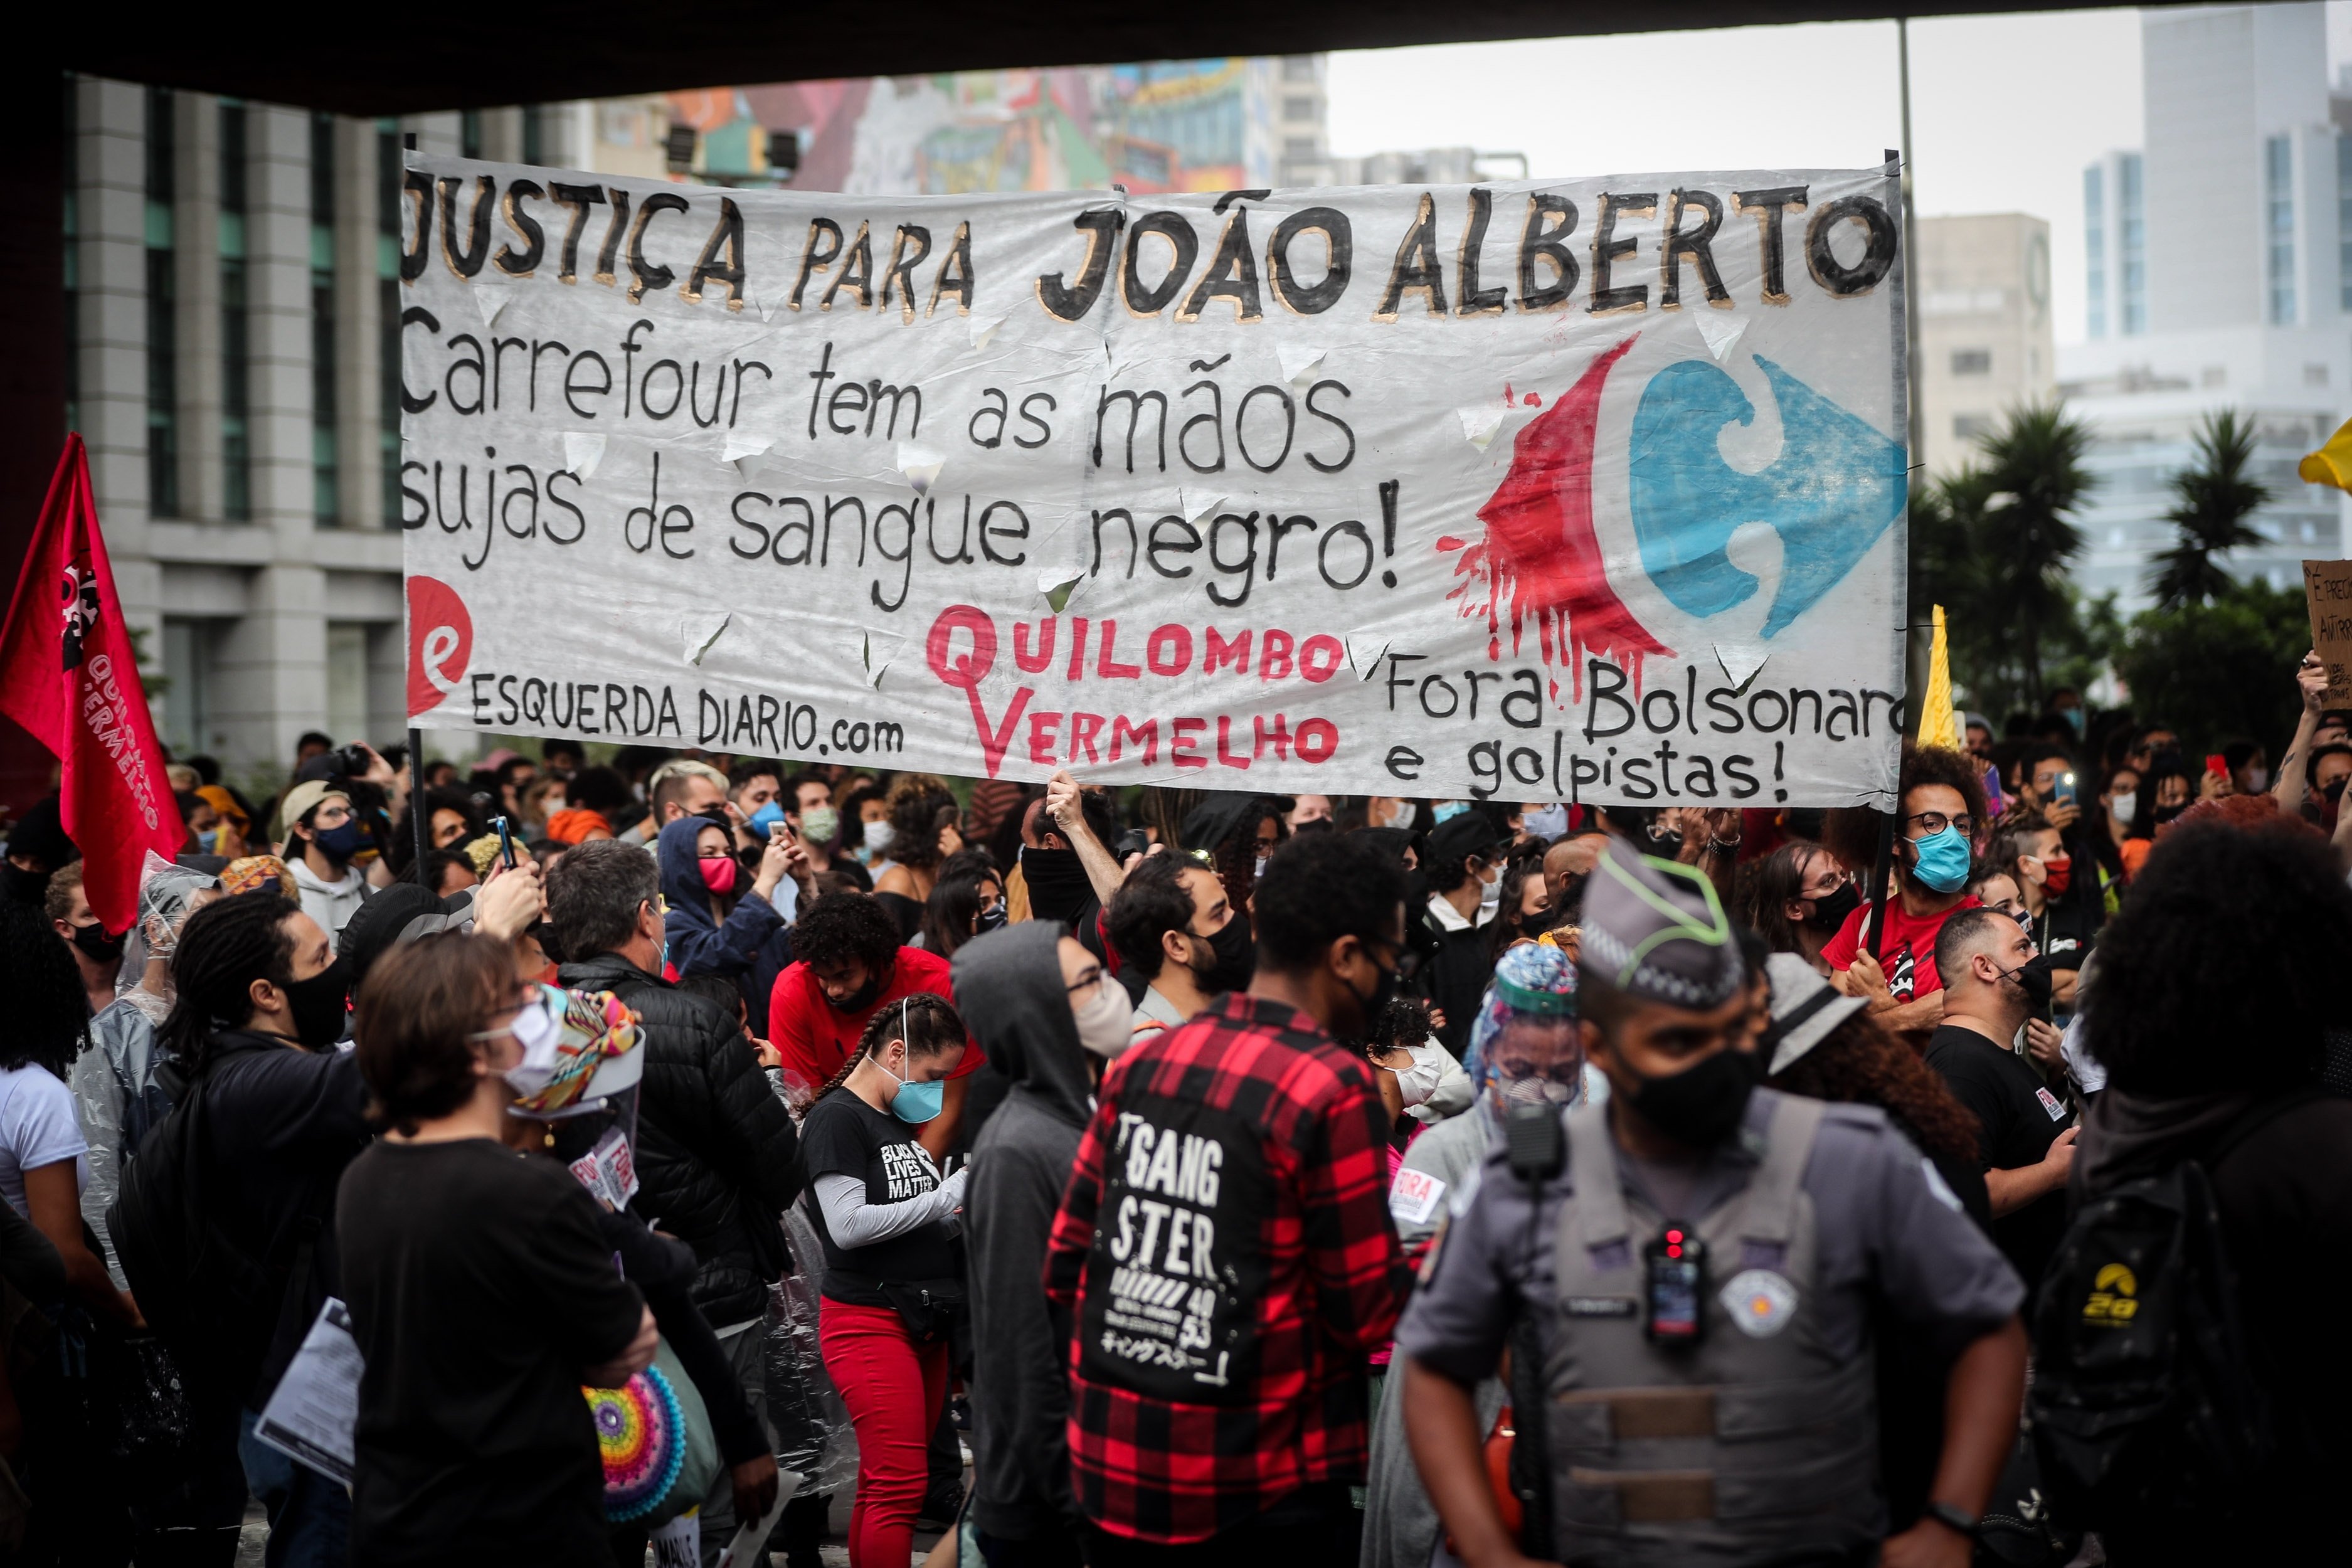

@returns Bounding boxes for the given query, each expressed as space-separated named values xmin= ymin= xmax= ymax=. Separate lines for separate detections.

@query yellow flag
xmin=1918 ymin=604 xmax=1962 ymax=751
xmin=2301 ymin=415 xmax=2352 ymax=490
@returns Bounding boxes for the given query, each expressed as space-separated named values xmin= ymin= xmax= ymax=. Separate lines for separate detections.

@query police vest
xmin=1542 ymin=1091 xmax=1879 ymax=1566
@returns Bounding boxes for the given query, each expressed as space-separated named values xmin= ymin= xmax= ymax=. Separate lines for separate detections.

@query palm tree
xmin=1971 ymin=401 xmax=2098 ymax=707
xmin=2148 ymin=410 xmax=2268 ymax=610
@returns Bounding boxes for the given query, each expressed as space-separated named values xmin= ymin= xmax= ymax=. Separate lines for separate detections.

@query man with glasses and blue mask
xmin=1821 ymin=747 xmax=1991 ymax=1034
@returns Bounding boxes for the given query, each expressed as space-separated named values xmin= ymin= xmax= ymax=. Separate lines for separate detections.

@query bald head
xmin=1544 ymin=831 xmax=1608 ymax=907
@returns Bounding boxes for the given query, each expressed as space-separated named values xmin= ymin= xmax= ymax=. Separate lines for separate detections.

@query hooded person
xmin=79 ymin=854 xmax=221 ymax=1284
xmin=1361 ymin=942 xmax=1585 ymax=1568
xmin=655 ymin=813 xmax=798 ymax=1036
xmin=955 ymin=920 xmax=1129 ymax=1563
xmin=3 ymin=795 xmax=75 ymax=910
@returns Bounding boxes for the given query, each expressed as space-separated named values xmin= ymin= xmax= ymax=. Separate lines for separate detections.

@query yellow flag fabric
xmin=1919 ymin=604 xmax=1962 ymax=751
xmin=2301 ymin=415 xmax=2352 ymax=490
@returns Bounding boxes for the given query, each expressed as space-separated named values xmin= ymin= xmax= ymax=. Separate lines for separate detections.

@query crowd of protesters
xmin=0 ymin=651 xmax=2341 ymax=1567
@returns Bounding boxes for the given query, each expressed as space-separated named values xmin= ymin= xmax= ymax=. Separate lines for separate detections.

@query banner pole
xmin=409 ymin=726 xmax=428 ymax=884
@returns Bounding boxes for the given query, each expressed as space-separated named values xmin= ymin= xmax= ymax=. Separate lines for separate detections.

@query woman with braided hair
xmin=799 ymin=991 xmax=969 ymax=1568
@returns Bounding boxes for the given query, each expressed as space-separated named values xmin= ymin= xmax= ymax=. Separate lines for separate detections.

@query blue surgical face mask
xmin=748 ymin=800 xmax=787 ymax=836
xmin=884 ymin=1053 xmax=945 ymax=1124
xmin=1907 ymin=824 xmax=1972 ymax=894
xmin=1431 ymin=801 xmax=1470 ymax=825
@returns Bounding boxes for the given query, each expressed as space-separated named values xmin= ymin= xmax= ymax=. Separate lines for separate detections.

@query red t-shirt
xmin=766 ymin=946 xmax=985 ymax=1100
xmin=1820 ymin=894 xmax=1983 ymax=1002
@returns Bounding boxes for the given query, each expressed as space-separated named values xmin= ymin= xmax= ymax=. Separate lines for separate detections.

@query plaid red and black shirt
xmin=1042 ymin=991 xmax=1410 ymax=1544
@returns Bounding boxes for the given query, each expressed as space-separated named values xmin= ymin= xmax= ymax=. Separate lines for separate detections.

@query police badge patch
xmin=1721 ymin=1268 xmax=1799 ymax=1338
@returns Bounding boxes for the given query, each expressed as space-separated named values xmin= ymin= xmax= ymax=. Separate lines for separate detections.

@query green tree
xmin=2113 ymin=579 xmax=2309 ymax=752
xmin=1909 ymin=401 xmax=2103 ymax=717
xmin=2148 ymin=410 xmax=2269 ymax=610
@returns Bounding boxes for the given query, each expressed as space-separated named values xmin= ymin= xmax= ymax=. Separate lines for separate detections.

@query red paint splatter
xmin=1446 ymin=334 xmax=1671 ymax=700
xmin=1523 ymin=392 xmax=1542 ymax=407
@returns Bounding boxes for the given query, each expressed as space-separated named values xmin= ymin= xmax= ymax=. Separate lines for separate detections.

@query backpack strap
xmin=1740 ymin=1093 xmax=1826 ymax=1248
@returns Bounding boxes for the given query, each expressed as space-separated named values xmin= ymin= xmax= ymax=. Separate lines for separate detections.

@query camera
xmin=329 ymin=743 xmax=376 ymax=780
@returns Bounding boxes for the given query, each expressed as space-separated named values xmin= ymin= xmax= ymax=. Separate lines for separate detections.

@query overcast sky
xmin=1327 ymin=6 xmax=2352 ymax=347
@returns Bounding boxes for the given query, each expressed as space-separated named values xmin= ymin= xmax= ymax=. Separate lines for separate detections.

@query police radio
xmin=1643 ymin=1222 xmax=1707 ymax=1345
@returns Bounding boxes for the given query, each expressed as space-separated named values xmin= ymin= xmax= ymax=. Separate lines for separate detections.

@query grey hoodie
xmin=955 ymin=921 xmax=1094 ymax=1543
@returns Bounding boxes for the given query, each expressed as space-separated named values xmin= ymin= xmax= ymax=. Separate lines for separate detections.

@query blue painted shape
xmin=1627 ymin=354 xmax=1906 ymax=637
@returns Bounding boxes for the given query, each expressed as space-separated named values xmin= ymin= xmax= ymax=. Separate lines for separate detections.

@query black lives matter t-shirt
xmin=800 ymin=1088 xmax=958 ymax=1306
xmin=1924 ymin=1024 xmax=2073 ymax=1291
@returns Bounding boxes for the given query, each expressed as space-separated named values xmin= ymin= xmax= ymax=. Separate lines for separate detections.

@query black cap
xmin=1426 ymin=810 xmax=1510 ymax=872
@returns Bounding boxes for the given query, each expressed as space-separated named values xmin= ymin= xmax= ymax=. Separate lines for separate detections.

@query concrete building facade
xmin=2058 ymin=2 xmax=2352 ymax=610
xmin=1914 ymin=213 xmax=2057 ymax=482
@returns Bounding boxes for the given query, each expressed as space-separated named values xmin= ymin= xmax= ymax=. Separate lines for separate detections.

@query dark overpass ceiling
xmin=68 ymin=3 xmax=2180 ymax=117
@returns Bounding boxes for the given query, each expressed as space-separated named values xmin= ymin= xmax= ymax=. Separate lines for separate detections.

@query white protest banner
xmin=401 ymin=157 xmax=1907 ymax=805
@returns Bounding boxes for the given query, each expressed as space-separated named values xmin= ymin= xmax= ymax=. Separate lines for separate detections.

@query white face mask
xmin=1475 ymin=862 xmax=1502 ymax=923
xmin=1252 ymin=854 xmax=1270 ymax=881
xmin=2108 ymin=791 xmax=2137 ymax=824
xmin=2246 ymin=767 xmax=2270 ymax=793
xmin=1522 ymin=803 xmax=1569 ymax=840
xmin=860 ymin=820 xmax=896 ymax=861
xmin=1072 ymin=975 xmax=1135 ymax=1059
xmin=1384 ymin=1040 xmax=1448 ymax=1108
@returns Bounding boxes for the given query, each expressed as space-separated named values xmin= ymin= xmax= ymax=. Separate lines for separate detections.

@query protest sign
xmin=2303 ymin=559 xmax=2352 ymax=705
xmin=402 ymin=157 xmax=1909 ymax=805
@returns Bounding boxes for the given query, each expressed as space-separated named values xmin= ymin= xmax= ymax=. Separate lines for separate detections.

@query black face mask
xmin=3 ymin=863 xmax=53 ymax=909
xmin=283 ymin=957 xmax=352 ymax=1048
xmin=2000 ymin=954 xmax=2055 ymax=1012
xmin=1342 ymin=947 xmax=1402 ymax=1037
xmin=1021 ymin=846 xmax=1091 ymax=922
xmin=1518 ymin=906 xmax=1557 ymax=940
xmin=1187 ymin=913 xmax=1256 ymax=994
xmin=824 ymin=968 xmax=889 ymax=1014
xmin=1803 ymin=882 xmax=1862 ymax=935
xmin=70 ymin=921 xmax=127 ymax=964
xmin=2151 ymin=803 xmax=2188 ymax=825
xmin=1623 ymin=1047 xmax=1762 ymax=1148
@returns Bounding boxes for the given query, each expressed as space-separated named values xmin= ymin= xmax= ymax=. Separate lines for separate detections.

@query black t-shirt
xmin=337 ymin=1140 xmax=645 ymax=1568
xmin=800 ymin=1089 xmax=958 ymax=1306
xmin=2031 ymin=898 xmax=2097 ymax=977
xmin=1924 ymin=1024 xmax=2072 ymax=1291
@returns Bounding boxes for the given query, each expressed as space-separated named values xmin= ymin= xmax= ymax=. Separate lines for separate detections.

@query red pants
xmin=820 ymin=1298 xmax=950 ymax=1568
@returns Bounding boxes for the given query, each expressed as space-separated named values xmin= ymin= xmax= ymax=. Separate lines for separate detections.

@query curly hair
xmin=790 ymin=891 xmax=904 ymax=975
xmin=813 ymin=990 xmax=966 ymax=1101
xmin=1 ymin=901 xmax=91 ymax=1077
xmin=884 ymin=775 xmax=960 ymax=873
xmin=1900 ymin=743 xmax=1989 ymax=833
xmin=1768 ymin=1006 xmax=1981 ymax=1164
xmin=1209 ymin=796 xmax=1286 ymax=913
xmin=2084 ymin=820 xmax=2352 ymax=1097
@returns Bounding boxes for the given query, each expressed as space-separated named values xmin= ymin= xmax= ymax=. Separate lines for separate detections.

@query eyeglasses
xmin=1901 ymin=811 xmax=1972 ymax=838
xmin=1065 ymin=968 xmax=1112 ymax=999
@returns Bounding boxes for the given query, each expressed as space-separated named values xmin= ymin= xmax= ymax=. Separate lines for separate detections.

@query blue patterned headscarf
xmin=1461 ymin=941 xmax=1579 ymax=1093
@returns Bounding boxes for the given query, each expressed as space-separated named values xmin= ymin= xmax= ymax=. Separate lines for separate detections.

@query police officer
xmin=1396 ymin=844 xmax=2027 ymax=1568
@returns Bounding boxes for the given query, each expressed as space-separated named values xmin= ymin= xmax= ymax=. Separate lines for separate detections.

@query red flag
xmin=0 ymin=436 xmax=184 ymax=932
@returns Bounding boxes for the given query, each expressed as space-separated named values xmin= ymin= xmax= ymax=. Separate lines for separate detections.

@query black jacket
xmin=955 ymin=922 xmax=1092 ymax=1540
xmin=559 ymin=952 xmax=805 ymax=1325
xmin=199 ymin=1029 xmax=373 ymax=1409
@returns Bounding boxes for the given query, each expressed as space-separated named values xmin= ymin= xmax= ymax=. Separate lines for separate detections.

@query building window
xmin=145 ymin=86 xmax=179 ymax=517
xmin=327 ymin=623 xmax=370 ymax=742
xmin=1281 ymin=56 xmax=1316 ymax=83
xmin=1954 ymin=414 xmax=1991 ymax=442
xmin=221 ymin=100 xmax=251 ymax=521
xmin=379 ymin=121 xmax=403 ymax=529
xmin=1950 ymin=349 xmax=1992 ymax=376
xmin=462 ymin=109 xmax=483 ymax=160
xmin=522 ymin=105 xmax=544 ymax=166
xmin=159 ymin=618 xmax=213 ymax=755
xmin=312 ymin=113 xmax=339 ymax=526
xmin=2341 ymin=135 xmax=2352 ymax=312
xmin=2119 ymin=152 xmax=2145 ymax=335
xmin=2083 ymin=163 xmax=2105 ymax=339
xmin=2266 ymin=134 xmax=2295 ymax=325
xmin=1283 ymin=95 xmax=1317 ymax=124
xmin=1283 ymin=136 xmax=1318 ymax=160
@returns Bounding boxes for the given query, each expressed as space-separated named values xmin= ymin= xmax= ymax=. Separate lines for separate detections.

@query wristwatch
xmin=1922 ymin=1500 xmax=1980 ymax=1538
